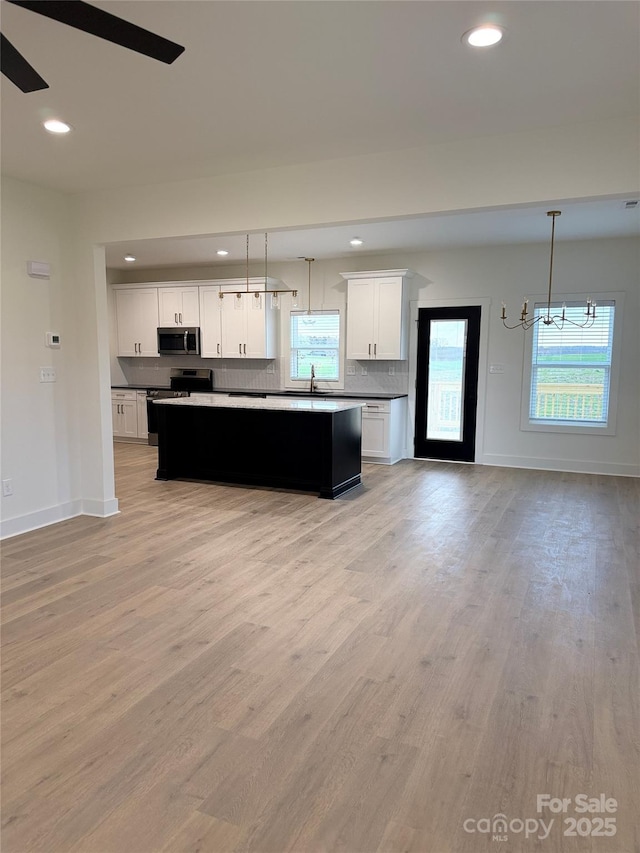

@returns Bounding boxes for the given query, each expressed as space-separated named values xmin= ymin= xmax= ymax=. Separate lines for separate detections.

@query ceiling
xmin=104 ymin=199 xmax=640 ymax=270
xmin=2 ymin=1 xmax=639 ymax=267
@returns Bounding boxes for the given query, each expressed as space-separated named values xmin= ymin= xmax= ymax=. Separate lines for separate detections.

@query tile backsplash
xmin=117 ymin=356 xmax=409 ymax=394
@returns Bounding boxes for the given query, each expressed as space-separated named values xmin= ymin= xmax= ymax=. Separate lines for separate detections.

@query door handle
xmin=368 ymin=343 xmax=371 ymax=356
xmin=243 ymin=343 xmax=246 ymax=355
xmin=374 ymin=343 xmax=377 ymax=356
xmin=184 ymin=330 xmax=189 ymax=352
xmin=134 ymin=343 xmax=138 ymax=354
xmin=217 ymin=343 xmax=220 ymax=355
xmin=179 ymin=313 xmax=182 ymax=324
xmin=239 ymin=343 xmax=242 ymax=355
xmin=175 ymin=313 xmax=178 ymax=324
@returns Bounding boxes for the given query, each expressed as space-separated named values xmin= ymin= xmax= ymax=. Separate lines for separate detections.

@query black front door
xmin=414 ymin=306 xmax=481 ymax=462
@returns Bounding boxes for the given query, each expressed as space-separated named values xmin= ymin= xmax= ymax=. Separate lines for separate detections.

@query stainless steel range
xmin=147 ymin=368 xmax=213 ymax=445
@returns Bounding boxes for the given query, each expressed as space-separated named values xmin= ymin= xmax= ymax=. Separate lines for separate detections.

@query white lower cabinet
xmin=338 ymin=398 xmax=406 ymax=464
xmin=361 ymin=408 xmax=390 ymax=459
xmin=136 ymin=390 xmax=148 ymax=440
xmin=112 ymin=389 xmax=149 ymax=441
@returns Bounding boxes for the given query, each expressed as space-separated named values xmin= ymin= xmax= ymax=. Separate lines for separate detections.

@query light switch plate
xmin=39 ymin=367 xmax=56 ymax=383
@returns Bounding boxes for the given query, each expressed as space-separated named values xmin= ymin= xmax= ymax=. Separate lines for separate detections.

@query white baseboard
xmin=0 ymin=498 xmax=119 ymax=540
xmin=478 ymin=453 xmax=640 ymax=478
xmin=82 ymin=497 xmax=120 ymax=518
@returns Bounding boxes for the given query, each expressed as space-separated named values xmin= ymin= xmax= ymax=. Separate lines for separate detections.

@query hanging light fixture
xmin=304 ymin=257 xmax=315 ymax=314
xmin=501 ymin=211 xmax=596 ymax=330
xmin=217 ymin=232 xmax=295 ymax=303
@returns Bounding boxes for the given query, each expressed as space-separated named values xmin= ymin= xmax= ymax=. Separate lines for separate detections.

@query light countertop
xmin=154 ymin=395 xmax=364 ymax=413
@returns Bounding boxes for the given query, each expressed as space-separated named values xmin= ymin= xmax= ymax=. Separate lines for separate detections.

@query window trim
xmin=285 ymin=308 xmax=345 ymax=390
xmin=520 ymin=291 xmax=624 ymax=436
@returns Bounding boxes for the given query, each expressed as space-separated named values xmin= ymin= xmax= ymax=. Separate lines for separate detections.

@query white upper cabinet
xmin=199 ymin=285 xmax=223 ymax=358
xmin=218 ymin=282 xmax=278 ymax=358
xmin=158 ymin=287 xmax=200 ymax=326
xmin=343 ymin=270 xmax=412 ymax=360
xmin=115 ymin=288 xmax=159 ymax=356
xmin=112 ymin=279 xmax=280 ymax=360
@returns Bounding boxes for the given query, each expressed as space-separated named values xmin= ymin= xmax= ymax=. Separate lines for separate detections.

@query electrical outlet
xmin=489 ymin=364 xmax=505 ymax=374
xmin=2 ymin=479 xmax=13 ymax=497
xmin=360 ymin=365 xmax=368 ymax=376
xmin=388 ymin=365 xmax=395 ymax=376
xmin=346 ymin=364 xmax=356 ymax=376
xmin=39 ymin=367 xmax=56 ymax=383
xmin=266 ymin=363 xmax=276 ymax=374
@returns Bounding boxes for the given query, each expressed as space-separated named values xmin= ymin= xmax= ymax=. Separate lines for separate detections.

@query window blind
xmin=529 ymin=301 xmax=615 ymax=425
xmin=290 ymin=311 xmax=340 ymax=381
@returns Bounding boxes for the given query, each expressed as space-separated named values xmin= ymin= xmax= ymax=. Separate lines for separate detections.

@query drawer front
xmin=338 ymin=398 xmax=391 ymax=414
xmin=111 ymin=390 xmax=137 ymax=402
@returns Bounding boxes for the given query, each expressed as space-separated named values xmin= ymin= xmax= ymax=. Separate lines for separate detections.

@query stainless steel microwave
xmin=157 ymin=327 xmax=201 ymax=355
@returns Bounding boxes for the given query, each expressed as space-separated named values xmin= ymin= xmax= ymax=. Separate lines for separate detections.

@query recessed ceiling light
xmin=43 ymin=119 xmax=72 ymax=134
xmin=217 ymin=250 xmax=229 ymax=256
xmin=350 ymin=238 xmax=364 ymax=247
xmin=123 ymin=254 xmax=136 ymax=263
xmin=463 ymin=25 xmax=504 ymax=47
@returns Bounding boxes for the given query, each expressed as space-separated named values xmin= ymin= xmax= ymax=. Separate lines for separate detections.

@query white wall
xmin=0 ymin=177 xmax=84 ymax=537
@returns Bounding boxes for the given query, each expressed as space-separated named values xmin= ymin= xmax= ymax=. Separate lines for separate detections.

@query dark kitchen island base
xmin=155 ymin=400 xmax=362 ymax=499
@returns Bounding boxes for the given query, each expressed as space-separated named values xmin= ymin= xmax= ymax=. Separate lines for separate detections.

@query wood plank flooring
xmin=2 ymin=444 xmax=639 ymax=852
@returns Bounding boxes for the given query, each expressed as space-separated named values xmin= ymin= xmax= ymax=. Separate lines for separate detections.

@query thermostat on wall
xmin=45 ymin=332 xmax=61 ymax=348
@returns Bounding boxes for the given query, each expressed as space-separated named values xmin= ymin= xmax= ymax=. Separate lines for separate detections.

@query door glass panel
xmin=426 ymin=319 xmax=467 ymax=441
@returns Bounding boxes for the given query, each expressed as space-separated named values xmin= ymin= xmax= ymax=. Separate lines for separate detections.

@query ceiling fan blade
xmin=7 ymin=0 xmax=185 ymax=64
xmin=0 ymin=32 xmax=48 ymax=91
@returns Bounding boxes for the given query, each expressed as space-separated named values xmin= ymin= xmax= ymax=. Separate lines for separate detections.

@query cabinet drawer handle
xmin=368 ymin=343 xmax=371 ymax=356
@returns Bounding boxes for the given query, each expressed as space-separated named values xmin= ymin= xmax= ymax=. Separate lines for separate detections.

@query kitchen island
xmin=154 ymin=395 xmax=364 ymax=499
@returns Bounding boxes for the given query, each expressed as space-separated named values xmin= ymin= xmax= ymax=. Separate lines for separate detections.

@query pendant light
xmin=501 ymin=211 xmax=596 ymax=330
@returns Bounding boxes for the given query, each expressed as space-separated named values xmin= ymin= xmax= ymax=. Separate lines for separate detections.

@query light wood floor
xmin=2 ymin=444 xmax=639 ymax=853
